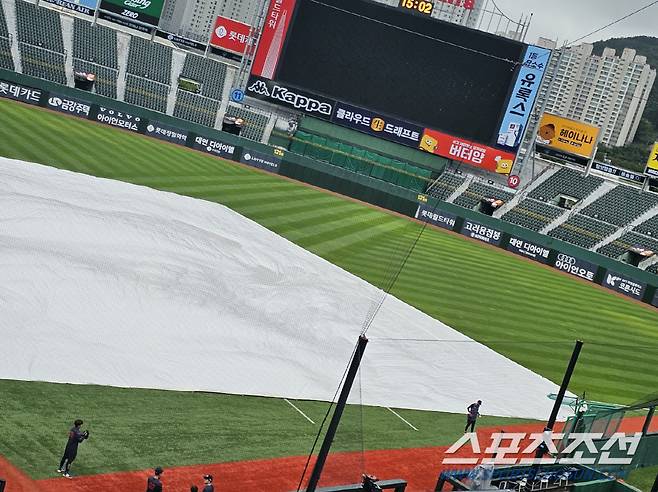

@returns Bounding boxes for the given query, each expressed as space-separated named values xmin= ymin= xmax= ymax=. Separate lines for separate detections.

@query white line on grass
xmin=284 ymin=398 xmax=316 ymax=424
xmin=387 ymin=407 xmax=418 ymax=431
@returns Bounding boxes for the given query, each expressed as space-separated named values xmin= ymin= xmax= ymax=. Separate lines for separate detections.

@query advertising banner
xmin=592 ymin=161 xmax=646 ymax=184
xmin=210 ymin=16 xmax=251 ymax=54
xmin=192 ymin=135 xmax=237 ymax=160
xmin=535 ymin=113 xmax=599 ymax=165
xmin=497 ymin=45 xmax=550 ymax=151
xmin=331 ymin=101 xmax=423 ymax=147
xmin=420 ymin=128 xmax=516 ymax=174
xmin=95 ymin=106 xmax=142 ymax=132
xmin=155 ymin=31 xmax=207 ymax=51
xmin=645 ymin=142 xmax=658 ymax=177
xmin=145 ymin=122 xmax=188 ymax=145
xmin=461 ymin=219 xmax=503 ymax=245
xmin=506 ymin=236 xmax=550 ymax=264
xmin=553 ymin=253 xmax=597 ymax=282
xmin=98 ymin=11 xmax=153 ymax=33
xmin=251 ymin=0 xmax=297 ymax=79
xmin=239 ymin=148 xmax=281 ymax=174
xmin=99 ymin=0 xmax=165 ymax=27
xmin=414 ymin=204 xmax=457 ymax=231
xmin=46 ymin=93 xmax=91 ymax=118
xmin=0 ymin=80 xmax=42 ymax=105
xmin=602 ymin=271 xmax=647 ymax=301
xmin=43 ymin=0 xmax=97 ymax=15
xmin=246 ymin=76 xmax=334 ymax=120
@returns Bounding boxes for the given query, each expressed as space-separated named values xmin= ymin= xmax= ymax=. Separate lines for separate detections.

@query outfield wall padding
xmin=1 ymin=69 xmax=656 ymax=308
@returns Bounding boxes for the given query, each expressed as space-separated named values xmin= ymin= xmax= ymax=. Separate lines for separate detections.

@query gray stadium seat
xmin=124 ymin=74 xmax=168 ymax=113
xmin=634 ymin=214 xmax=658 ymax=238
xmin=426 ymin=172 xmax=465 ymax=200
xmin=529 ymin=167 xmax=603 ymax=202
xmin=453 ymin=181 xmax=514 ymax=210
xmin=597 ymin=232 xmax=658 ymax=259
xmin=225 ymin=105 xmax=269 ymax=142
xmin=548 ymin=213 xmax=617 ymax=249
xmin=501 ymin=198 xmax=564 ymax=231
xmin=179 ymin=54 xmax=227 ymax=100
xmin=127 ymin=36 xmax=172 ymax=85
xmin=73 ymin=18 xmax=118 ymax=68
xmin=645 ymin=262 xmax=658 ymax=275
xmin=73 ymin=59 xmax=118 ymax=98
xmin=15 ymin=0 xmax=64 ymax=52
xmin=0 ymin=1 xmax=9 ymax=38
xmin=581 ymin=186 xmax=658 ymax=227
xmin=173 ymin=90 xmax=220 ymax=127
xmin=19 ymin=42 xmax=66 ymax=84
xmin=0 ymin=37 xmax=13 ymax=70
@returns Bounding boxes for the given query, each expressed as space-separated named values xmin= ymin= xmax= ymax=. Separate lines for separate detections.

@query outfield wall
xmin=1 ymin=69 xmax=656 ymax=309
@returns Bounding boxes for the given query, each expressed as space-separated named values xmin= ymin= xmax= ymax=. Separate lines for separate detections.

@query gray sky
xmin=490 ymin=0 xmax=658 ymax=45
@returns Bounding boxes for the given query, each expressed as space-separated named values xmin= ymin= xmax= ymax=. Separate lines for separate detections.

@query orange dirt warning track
xmin=0 ymin=418 xmax=649 ymax=492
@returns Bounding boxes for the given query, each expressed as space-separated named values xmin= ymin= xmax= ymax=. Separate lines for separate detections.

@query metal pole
xmin=526 ymin=340 xmax=583 ymax=489
xmin=522 ymin=12 xmax=533 ymax=43
xmin=642 ymin=407 xmax=655 ymax=436
xmin=305 ymin=335 xmax=369 ymax=492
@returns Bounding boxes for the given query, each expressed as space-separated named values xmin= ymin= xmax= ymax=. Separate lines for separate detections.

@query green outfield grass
xmin=0 ymin=379 xmax=530 ymax=479
xmin=1 ymin=99 xmax=658 ymax=480
xmin=626 ymin=465 xmax=658 ymax=491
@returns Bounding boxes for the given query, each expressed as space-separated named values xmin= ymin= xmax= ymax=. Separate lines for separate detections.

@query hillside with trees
xmin=591 ymin=36 xmax=658 ymax=171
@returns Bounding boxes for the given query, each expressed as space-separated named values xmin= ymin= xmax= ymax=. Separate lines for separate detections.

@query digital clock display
xmin=398 ymin=0 xmax=434 ymax=15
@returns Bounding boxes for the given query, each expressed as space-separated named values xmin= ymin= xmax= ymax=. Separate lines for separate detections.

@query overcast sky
xmin=489 ymin=0 xmax=658 ymax=45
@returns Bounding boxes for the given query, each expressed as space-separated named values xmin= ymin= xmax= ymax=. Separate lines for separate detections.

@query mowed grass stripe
xmin=2 ymin=99 xmax=658 ymax=406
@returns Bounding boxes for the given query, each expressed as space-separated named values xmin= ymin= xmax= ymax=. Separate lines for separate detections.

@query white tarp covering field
xmin=0 ymin=157 xmax=565 ymax=419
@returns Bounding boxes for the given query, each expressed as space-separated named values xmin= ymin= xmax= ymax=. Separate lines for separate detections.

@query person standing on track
xmin=202 ymin=474 xmax=214 ymax=492
xmin=465 ymin=400 xmax=482 ymax=433
xmin=147 ymin=466 xmax=164 ymax=491
xmin=57 ymin=419 xmax=89 ymax=478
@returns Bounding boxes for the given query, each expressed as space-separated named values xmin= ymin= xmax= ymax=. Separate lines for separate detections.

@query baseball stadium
xmin=1 ymin=0 xmax=658 ymax=491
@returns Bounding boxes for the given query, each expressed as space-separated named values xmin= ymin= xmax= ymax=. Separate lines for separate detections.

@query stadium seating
xmin=73 ymin=18 xmax=118 ymax=68
xmin=453 ymin=181 xmax=514 ymax=210
xmin=127 ymin=36 xmax=172 ymax=84
xmin=19 ymin=42 xmax=66 ymax=84
xmin=634 ymin=214 xmax=658 ymax=237
xmin=225 ymin=106 xmax=269 ymax=142
xmin=426 ymin=172 xmax=465 ymax=200
xmin=597 ymin=231 xmax=658 ymax=259
xmin=646 ymin=262 xmax=658 ymax=274
xmin=173 ymin=90 xmax=220 ymax=127
xmin=0 ymin=1 xmax=9 ymax=38
xmin=15 ymin=0 xmax=64 ymax=52
xmin=0 ymin=37 xmax=13 ymax=70
xmin=548 ymin=214 xmax=617 ymax=249
xmin=124 ymin=74 xmax=168 ymax=113
xmin=179 ymin=54 xmax=227 ymax=100
xmin=529 ymin=167 xmax=603 ymax=202
xmin=501 ymin=198 xmax=564 ymax=231
xmin=580 ymin=185 xmax=658 ymax=227
xmin=72 ymin=60 xmax=117 ymax=98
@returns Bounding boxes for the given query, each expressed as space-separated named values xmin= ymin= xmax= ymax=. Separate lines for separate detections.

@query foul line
xmin=387 ymin=407 xmax=418 ymax=431
xmin=284 ymin=398 xmax=316 ymax=425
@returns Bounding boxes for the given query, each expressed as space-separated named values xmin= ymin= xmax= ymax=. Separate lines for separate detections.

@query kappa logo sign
xmin=247 ymin=78 xmax=333 ymax=117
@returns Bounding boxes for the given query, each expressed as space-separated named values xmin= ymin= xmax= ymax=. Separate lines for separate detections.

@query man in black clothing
xmin=202 ymin=474 xmax=214 ymax=492
xmin=57 ymin=419 xmax=89 ymax=478
xmin=147 ymin=467 xmax=164 ymax=492
xmin=465 ymin=400 xmax=482 ymax=433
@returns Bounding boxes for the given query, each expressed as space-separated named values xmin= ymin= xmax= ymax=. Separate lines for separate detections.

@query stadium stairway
xmin=541 ymin=179 xmax=617 ymax=235
xmin=216 ymin=65 xmax=236 ymax=129
xmin=60 ymin=14 xmax=74 ymax=87
xmin=592 ymin=203 xmax=658 ymax=253
xmin=445 ymin=173 xmax=472 ymax=202
xmin=1 ymin=0 xmax=21 ymax=73
xmin=167 ymin=49 xmax=186 ymax=116
xmin=115 ymin=30 xmax=130 ymax=101
xmin=493 ymin=165 xmax=560 ymax=217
